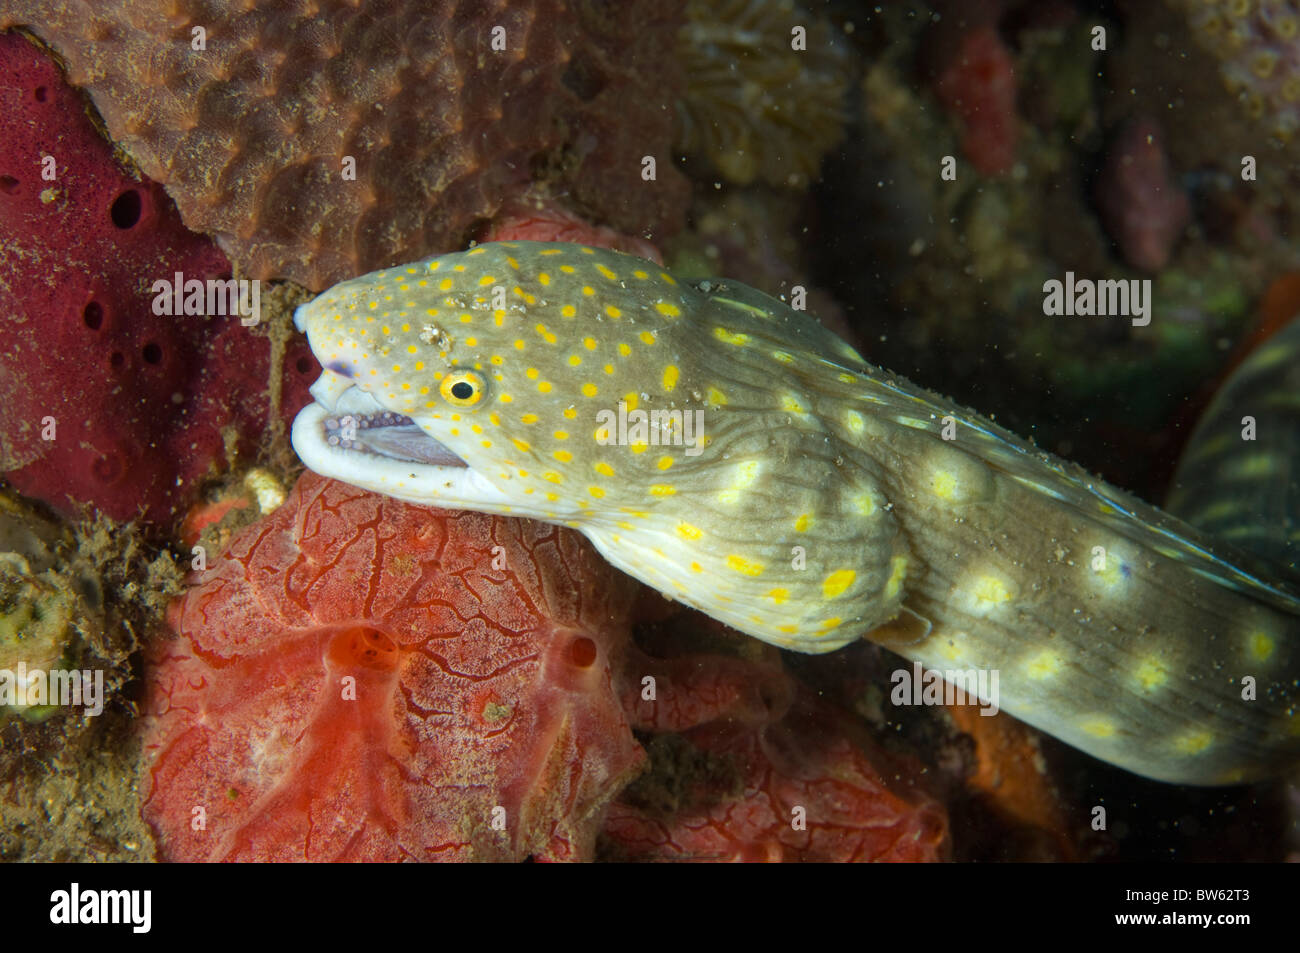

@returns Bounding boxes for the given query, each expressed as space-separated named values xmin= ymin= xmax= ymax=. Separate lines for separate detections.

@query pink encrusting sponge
xmin=141 ymin=473 xmax=646 ymax=861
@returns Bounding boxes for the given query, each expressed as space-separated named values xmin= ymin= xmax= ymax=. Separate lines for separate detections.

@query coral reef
xmin=1169 ymin=0 xmax=1300 ymax=141
xmin=142 ymin=472 xmax=646 ymax=861
xmin=675 ymin=0 xmax=853 ymax=187
xmin=0 ymin=487 xmax=174 ymax=861
xmin=0 ymin=0 xmax=689 ymax=290
xmin=0 ymin=557 xmax=78 ymax=709
xmin=605 ymin=688 xmax=948 ymax=861
xmin=931 ymin=24 xmax=1020 ymax=176
xmin=0 ymin=490 xmax=93 ymax=717
xmin=942 ymin=705 xmax=1076 ymax=861
xmin=482 ymin=197 xmax=665 ymax=263
xmin=3 ymin=0 xmax=1295 ymax=865
xmin=142 ymin=473 xmax=948 ymax=861
xmin=1 ymin=710 xmax=155 ymax=862
xmin=0 ymin=33 xmax=317 ymax=525
xmin=1094 ymin=118 xmax=1192 ymax=272
xmin=810 ymin=2 xmax=1299 ymax=502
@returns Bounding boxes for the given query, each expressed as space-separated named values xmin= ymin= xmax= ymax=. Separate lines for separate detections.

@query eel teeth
xmin=319 ymin=410 xmax=464 ymax=467
xmin=322 ymin=411 xmax=415 ymax=450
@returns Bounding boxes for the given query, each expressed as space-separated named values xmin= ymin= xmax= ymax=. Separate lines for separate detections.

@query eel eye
xmin=440 ymin=371 xmax=486 ymax=407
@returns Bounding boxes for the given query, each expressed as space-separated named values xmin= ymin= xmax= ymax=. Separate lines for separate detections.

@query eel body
xmin=291 ymin=241 xmax=1300 ymax=786
xmin=1168 ymin=315 xmax=1300 ymax=572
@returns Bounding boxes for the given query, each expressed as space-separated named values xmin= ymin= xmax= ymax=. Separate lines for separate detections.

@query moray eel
xmin=1167 ymin=315 xmax=1300 ymax=573
xmin=292 ymin=241 xmax=1300 ymax=786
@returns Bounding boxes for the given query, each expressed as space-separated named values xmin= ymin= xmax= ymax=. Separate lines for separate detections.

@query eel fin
xmin=863 ymin=605 xmax=932 ymax=649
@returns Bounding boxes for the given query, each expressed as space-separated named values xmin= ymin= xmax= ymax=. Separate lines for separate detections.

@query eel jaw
xmin=289 ymin=377 xmax=515 ymax=512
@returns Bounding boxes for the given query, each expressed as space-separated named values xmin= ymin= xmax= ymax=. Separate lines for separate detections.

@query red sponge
xmin=0 ymin=32 xmax=317 ymax=525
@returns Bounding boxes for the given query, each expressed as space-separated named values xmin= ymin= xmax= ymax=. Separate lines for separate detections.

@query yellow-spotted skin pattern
xmin=293 ymin=241 xmax=1300 ymax=786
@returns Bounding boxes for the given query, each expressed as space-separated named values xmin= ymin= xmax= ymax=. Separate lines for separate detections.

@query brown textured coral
xmin=675 ymin=0 xmax=853 ymax=187
xmin=1 ymin=0 xmax=688 ymax=290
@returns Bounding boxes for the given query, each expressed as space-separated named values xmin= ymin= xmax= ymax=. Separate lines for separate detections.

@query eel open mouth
xmin=292 ymin=369 xmax=519 ymax=511
xmin=295 ymin=369 xmax=467 ymax=468
xmin=318 ymin=410 xmax=465 ymax=467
